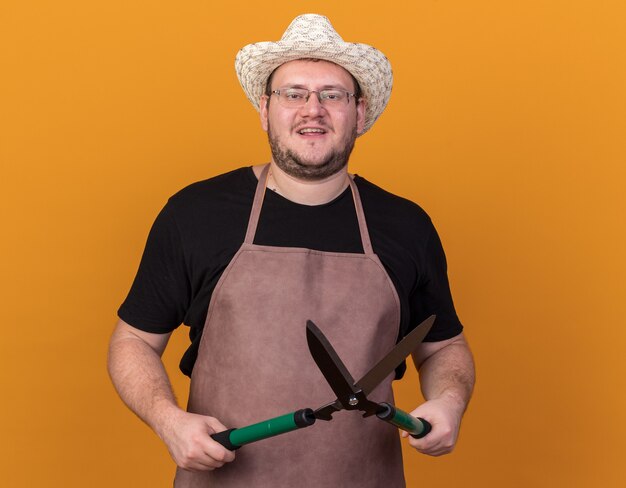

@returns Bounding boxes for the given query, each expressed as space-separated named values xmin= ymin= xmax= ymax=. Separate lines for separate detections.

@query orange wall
xmin=1 ymin=1 xmax=624 ymax=486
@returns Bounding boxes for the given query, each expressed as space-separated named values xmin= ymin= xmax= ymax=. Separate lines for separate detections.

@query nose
xmin=300 ymin=91 xmax=325 ymax=115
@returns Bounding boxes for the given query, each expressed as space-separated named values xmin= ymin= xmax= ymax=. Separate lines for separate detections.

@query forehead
xmin=270 ymin=59 xmax=356 ymax=90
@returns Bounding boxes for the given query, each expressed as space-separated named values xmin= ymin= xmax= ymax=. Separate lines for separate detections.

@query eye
xmin=321 ymin=90 xmax=344 ymax=101
xmin=284 ymin=89 xmax=306 ymax=101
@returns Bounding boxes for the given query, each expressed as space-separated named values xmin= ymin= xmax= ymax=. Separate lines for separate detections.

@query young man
xmin=108 ymin=14 xmax=475 ymax=487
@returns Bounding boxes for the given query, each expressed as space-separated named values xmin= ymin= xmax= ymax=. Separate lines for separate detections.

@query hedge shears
xmin=211 ymin=315 xmax=435 ymax=450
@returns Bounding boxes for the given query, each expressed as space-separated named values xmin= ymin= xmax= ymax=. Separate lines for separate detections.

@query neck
xmin=254 ymin=162 xmax=350 ymax=205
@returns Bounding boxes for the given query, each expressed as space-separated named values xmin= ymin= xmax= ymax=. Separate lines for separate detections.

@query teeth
xmin=299 ymin=128 xmax=325 ymax=134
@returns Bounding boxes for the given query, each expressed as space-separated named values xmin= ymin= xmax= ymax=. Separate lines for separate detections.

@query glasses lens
xmin=320 ymin=90 xmax=346 ymax=103
xmin=281 ymin=88 xmax=308 ymax=105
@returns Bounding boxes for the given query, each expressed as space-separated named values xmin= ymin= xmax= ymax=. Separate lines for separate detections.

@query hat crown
xmin=280 ymin=14 xmax=345 ymax=43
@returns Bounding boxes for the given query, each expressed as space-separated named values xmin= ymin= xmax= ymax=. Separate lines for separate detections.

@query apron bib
xmin=175 ymin=165 xmax=404 ymax=487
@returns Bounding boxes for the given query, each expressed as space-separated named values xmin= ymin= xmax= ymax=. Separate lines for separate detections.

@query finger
xmin=202 ymin=418 xmax=236 ymax=461
xmin=408 ymin=438 xmax=436 ymax=453
xmin=180 ymin=461 xmax=220 ymax=472
xmin=408 ymin=435 xmax=455 ymax=457
xmin=203 ymin=439 xmax=236 ymax=464
xmin=176 ymin=451 xmax=223 ymax=472
xmin=183 ymin=460 xmax=220 ymax=472
xmin=406 ymin=429 xmax=444 ymax=450
xmin=182 ymin=452 xmax=230 ymax=471
xmin=175 ymin=440 xmax=235 ymax=470
xmin=419 ymin=445 xmax=454 ymax=457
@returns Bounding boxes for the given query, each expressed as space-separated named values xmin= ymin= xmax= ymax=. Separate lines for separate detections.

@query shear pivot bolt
xmin=348 ymin=395 xmax=359 ymax=406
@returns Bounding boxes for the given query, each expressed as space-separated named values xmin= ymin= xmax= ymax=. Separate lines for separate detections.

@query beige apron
xmin=175 ymin=165 xmax=405 ymax=487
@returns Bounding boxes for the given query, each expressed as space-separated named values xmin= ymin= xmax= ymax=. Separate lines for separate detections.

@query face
xmin=259 ymin=60 xmax=366 ymax=181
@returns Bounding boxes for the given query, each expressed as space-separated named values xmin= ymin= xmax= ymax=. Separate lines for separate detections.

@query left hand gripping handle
xmin=376 ymin=402 xmax=432 ymax=439
xmin=210 ymin=408 xmax=316 ymax=450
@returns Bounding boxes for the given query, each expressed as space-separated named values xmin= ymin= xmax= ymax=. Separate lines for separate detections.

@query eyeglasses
xmin=271 ymin=88 xmax=356 ymax=108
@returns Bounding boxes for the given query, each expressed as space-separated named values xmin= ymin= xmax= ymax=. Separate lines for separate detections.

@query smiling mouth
xmin=297 ymin=128 xmax=327 ymax=135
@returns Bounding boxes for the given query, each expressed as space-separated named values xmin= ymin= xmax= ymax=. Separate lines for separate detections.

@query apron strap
xmin=245 ymin=164 xmax=375 ymax=255
xmin=244 ymin=164 xmax=270 ymax=244
xmin=347 ymin=176 xmax=374 ymax=255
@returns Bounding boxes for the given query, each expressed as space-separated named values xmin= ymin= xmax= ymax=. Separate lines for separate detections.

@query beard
xmin=267 ymin=122 xmax=357 ymax=181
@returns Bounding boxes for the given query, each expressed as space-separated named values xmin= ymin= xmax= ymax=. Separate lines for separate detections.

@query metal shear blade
xmin=306 ymin=316 xmax=435 ymax=420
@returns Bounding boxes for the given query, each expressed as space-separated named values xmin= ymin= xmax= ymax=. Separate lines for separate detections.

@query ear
xmin=260 ymin=95 xmax=269 ymax=132
xmin=356 ymin=98 xmax=366 ymax=134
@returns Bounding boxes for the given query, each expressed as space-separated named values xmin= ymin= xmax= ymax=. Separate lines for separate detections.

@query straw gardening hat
xmin=235 ymin=14 xmax=393 ymax=134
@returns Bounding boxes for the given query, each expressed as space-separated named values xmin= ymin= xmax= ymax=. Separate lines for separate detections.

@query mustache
xmin=292 ymin=122 xmax=331 ymax=132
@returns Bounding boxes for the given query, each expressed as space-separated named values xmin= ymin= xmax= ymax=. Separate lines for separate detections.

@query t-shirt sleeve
xmin=411 ymin=223 xmax=464 ymax=342
xmin=118 ymin=203 xmax=190 ymax=333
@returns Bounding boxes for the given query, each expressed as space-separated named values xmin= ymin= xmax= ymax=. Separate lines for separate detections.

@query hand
xmin=401 ymin=397 xmax=464 ymax=456
xmin=159 ymin=409 xmax=236 ymax=471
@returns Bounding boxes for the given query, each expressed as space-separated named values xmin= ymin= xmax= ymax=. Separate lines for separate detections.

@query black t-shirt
xmin=119 ymin=167 xmax=463 ymax=377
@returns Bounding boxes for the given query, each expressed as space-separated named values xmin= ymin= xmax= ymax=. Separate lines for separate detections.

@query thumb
xmin=205 ymin=416 xmax=230 ymax=434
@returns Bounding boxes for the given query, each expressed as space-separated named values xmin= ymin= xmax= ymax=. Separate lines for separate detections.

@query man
xmin=108 ymin=14 xmax=475 ymax=487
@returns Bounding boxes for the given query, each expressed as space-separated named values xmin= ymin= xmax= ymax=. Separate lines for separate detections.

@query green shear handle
xmin=376 ymin=402 xmax=432 ymax=439
xmin=210 ymin=409 xmax=316 ymax=451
